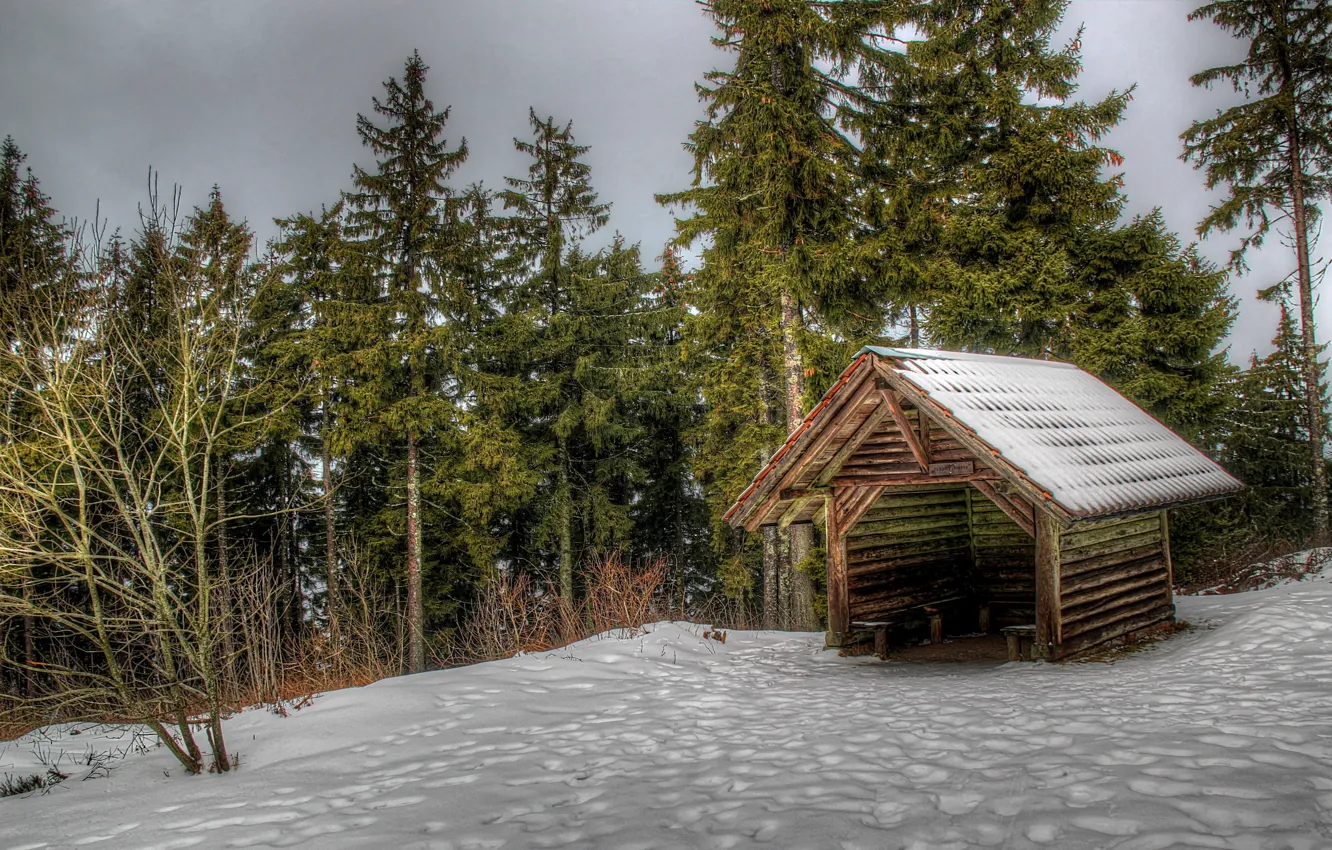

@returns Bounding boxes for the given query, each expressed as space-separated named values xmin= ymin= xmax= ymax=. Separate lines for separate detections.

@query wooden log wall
xmin=833 ymin=411 xmax=972 ymax=485
xmin=846 ymin=488 xmax=970 ymax=621
xmin=1056 ymin=511 xmax=1173 ymax=657
xmin=968 ymin=489 xmax=1035 ymax=620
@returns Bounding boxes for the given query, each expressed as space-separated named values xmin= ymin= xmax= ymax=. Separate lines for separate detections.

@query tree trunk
xmin=909 ymin=305 xmax=920 ymax=348
xmin=322 ymin=418 xmax=339 ymax=641
xmin=21 ymin=576 xmax=32 ymax=699
xmin=779 ymin=289 xmax=817 ymax=630
xmin=757 ymin=360 xmax=781 ymax=628
xmin=215 ymin=464 xmax=235 ymax=688
xmin=762 ymin=526 xmax=780 ymax=629
xmin=1289 ymin=128 xmax=1329 ymax=545
xmin=558 ymin=454 xmax=574 ymax=602
xmin=406 ymin=430 xmax=424 ymax=673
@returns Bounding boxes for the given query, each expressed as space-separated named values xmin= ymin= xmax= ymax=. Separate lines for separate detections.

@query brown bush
xmin=448 ymin=553 xmax=676 ymax=665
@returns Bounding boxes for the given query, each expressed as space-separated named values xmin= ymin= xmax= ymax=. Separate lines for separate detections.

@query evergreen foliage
xmin=498 ymin=111 xmax=665 ymax=601
xmin=343 ymin=51 xmax=468 ymax=672
xmin=1182 ymin=0 xmax=1332 ymax=541
xmin=660 ymin=0 xmax=903 ymax=626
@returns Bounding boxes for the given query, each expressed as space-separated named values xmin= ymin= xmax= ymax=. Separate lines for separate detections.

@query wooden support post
xmin=1160 ymin=510 xmax=1174 ymax=609
xmin=825 ymin=491 xmax=850 ymax=647
xmin=978 ymin=603 xmax=992 ymax=634
xmin=874 ymin=626 xmax=888 ymax=659
xmin=1035 ymin=511 xmax=1062 ymax=658
xmin=927 ymin=609 xmax=943 ymax=645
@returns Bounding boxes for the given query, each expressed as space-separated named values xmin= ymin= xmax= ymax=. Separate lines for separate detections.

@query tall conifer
xmin=1182 ymin=0 xmax=1332 ymax=542
xmin=661 ymin=0 xmax=902 ymax=628
xmin=344 ymin=51 xmax=466 ymax=673
xmin=498 ymin=111 xmax=656 ymax=599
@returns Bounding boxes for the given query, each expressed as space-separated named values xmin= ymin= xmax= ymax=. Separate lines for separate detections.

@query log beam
xmin=1035 ymin=511 xmax=1062 ymax=654
xmin=826 ymin=489 xmax=850 ymax=646
xmin=882 ymin=390 xmax=930 ymax=471
xmin=839 ymin=485 xmax=887 ymax=531
xmin=829 ymin=470 xmax=1001 ymax=488
xmin=1160 ymin=510 xmax=1174 ymax=607
xmin=971 ymin=479 xmax=1036 ymax=538
xmin=777 ymin=495 xmax=815 ymax=530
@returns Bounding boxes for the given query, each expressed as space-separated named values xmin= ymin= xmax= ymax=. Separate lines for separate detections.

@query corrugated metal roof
xmin=864 ymin=347 xmax=1243 ymax=517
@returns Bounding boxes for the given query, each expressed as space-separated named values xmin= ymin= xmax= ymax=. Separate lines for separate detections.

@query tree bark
xmin=1288 ymin=128 xmax=1329 ymax=545
xmin=757 ymin=360 xmax=781 ymax=627
xmin=558 ymin=454 xmax=574 ymax=602
xmin=406 ymin=430 xmax=424 ymax=673
xmin=779 ymin=289 xmax=817 ymax=630
xmin=215 ymin=463 xmax=235 ymax=687
xmin=322 ymin=412 xmax=339 ymax=641
xmin=762 ymin=526 xmax=781 ymax=629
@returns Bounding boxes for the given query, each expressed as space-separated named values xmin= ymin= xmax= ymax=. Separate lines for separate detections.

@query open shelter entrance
xmin=724 ymin=348 xmax=1243 ymax=661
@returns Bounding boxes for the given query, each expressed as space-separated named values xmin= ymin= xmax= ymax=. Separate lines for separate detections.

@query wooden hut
xmin=724 ymin=348 xmax=1243 ymax=660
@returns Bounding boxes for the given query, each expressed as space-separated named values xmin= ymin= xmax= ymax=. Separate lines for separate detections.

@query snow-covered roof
xmin=723 ymin=348 xmax=1242 ymax=527
xmin=864 ymin=347 xmax=1242 ymax=517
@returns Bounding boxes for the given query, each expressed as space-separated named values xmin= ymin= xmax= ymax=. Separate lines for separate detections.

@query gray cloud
xmin=0 ymin=0 xmax=1317 ymax=361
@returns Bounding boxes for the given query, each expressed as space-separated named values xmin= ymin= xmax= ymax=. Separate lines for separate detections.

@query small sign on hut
xmin=724 ymin=347 xmax=1243 ymax=660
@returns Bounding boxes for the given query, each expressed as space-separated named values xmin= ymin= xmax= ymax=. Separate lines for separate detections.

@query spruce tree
xmin=1221 ymin=299 xmax=1328 ymax=540
xmin=1061 ymin=212 xmax=1236 ymax=440
xmin=629 ymin=247 xmax=713 ymax=601
xmin=661 ymin=0 xmax=904 ymax=628
xmin=498 ymin=110 xmax=623 ymax=600
xmin=904 ymin=0 xmax=1131 ymax=354
xmin=344 ymin=51 xmax=466 ymax=673
xmin=1182 ymin=0 xmax=1332 ymax=543
xmin=259 ymin=204 xmax=351 ymax=635
xmin=0 ymin=137 xmax=67 ymax=336
xmin=0 ymin=138 xmax=67 ymax=699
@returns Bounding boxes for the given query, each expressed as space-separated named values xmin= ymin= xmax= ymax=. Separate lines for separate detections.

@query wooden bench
xmin=853 ymin=595 xmax=966 ymax=658
xmin=1001 ymin=624 xmax=1037 ymax=662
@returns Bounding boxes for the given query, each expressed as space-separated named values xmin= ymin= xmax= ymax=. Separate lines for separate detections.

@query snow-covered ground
xmin=6 ymin=576 xmax=1332 ymax=849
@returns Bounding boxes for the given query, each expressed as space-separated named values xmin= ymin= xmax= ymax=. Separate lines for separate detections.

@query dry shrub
xmin=0 ymin=697 xmax=32 ymax=741
xmin=581 ymin=554 xmax=672 ymax=636
xmin=1184 ymin=544 xmax=1332 ymax=595
xmin=224 ymin=543 xmax=405 ymax=713
xmin=449 ymin=553 xmax=674 ymax=665
xmin=1178 ymin=537 xmax=1304 ymax=594
xmin=690 ymin=593 xmax=762 ymax=631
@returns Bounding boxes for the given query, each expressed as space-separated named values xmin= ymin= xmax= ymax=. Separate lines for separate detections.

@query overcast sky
xmin=0 ymin=0 xmax=1318 ymax=362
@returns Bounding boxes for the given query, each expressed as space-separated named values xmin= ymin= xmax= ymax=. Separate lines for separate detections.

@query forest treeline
xmin=2 ymin=0 xmax=1330 ymax=773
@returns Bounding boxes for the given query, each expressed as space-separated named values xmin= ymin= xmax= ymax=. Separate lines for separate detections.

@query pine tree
xmin=661 ymin=0 xmax=905 ymax=628
xmin=498 ymin=110 xmax=629 ymax=601
xmin=259 ymin=203 xmax=350 ymax=636
xmin=0 ymin=137 xmax=67 ymax=336
xmin=344 ymin=51 xmax=467 ymax=673
xmin=904 ymin=0 xmax=1131 ymax=354
xmin=1182 ymin=0 xmax=1332 ymax=543
xmin=1060 ymin=212 xmax=1237 ymax=440
xmin=1220 ymin=299 xmax=1328 ymax=540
